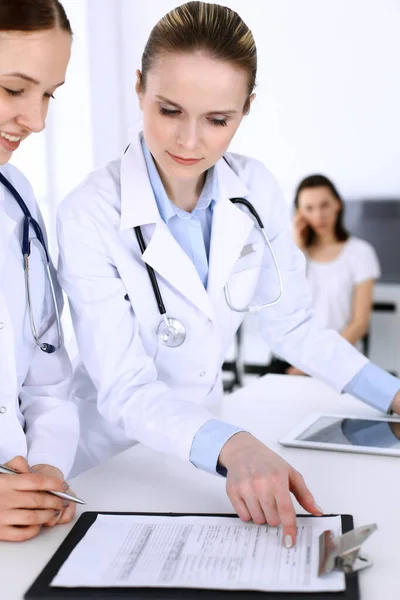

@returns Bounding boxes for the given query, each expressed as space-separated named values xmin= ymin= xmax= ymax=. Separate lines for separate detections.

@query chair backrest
xmin=362 ymin=301 xmax=397 ymax=358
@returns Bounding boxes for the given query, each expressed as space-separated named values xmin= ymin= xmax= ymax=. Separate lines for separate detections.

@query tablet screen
xmin=296 ymin=416 xmax=400 ymax=449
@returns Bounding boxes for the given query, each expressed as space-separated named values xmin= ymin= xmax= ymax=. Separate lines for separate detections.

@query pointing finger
xmin=274 ymin=488 xmax=297 ymax=548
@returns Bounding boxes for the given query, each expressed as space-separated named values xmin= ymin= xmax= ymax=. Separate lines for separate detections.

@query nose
xmin=16 ymin=98 xmax=46 ymax=134
xmin=176 ymin=119 xmax=200 ymax=152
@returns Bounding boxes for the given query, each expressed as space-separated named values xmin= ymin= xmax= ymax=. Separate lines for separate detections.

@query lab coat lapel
xmin=207 ymin=158 xmax=254 ymax=303
xmin=0 ymin=199 xmax=17 ymax=273
xmin=141 ymin=223 xmax=215 ymax=321
xmin=120 ymin=134 xmax=215 ymax=321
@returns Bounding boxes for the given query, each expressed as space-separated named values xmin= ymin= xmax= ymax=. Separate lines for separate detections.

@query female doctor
xmin=0 ymin=0 xmax=78 ymax=541
xmin=58 ymin=1 xmax=400 ymax=549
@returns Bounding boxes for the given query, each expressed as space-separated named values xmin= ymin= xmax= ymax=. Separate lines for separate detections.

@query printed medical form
xmin=52 ymin=515 xmax=345 ymax=593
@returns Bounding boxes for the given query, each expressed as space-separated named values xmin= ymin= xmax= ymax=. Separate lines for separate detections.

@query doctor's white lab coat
xmin=0 ymin=164 xmax=78 ymax=477
xmin=57 ymin=135 xmax=368 ymax=472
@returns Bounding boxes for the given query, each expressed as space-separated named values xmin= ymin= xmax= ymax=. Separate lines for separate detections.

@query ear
xmin=244 ymin=93 xmax=256 ymax=115
xmin=249 ymin=93 xmax=256 ymax=107
xmin=135 ymin=70 xmax=144 ymax=108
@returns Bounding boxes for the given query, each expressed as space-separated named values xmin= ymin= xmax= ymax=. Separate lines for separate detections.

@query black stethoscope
xmin=134 ymin=159 xmax=283 ymax=348
xmin=0 ymin=172 xmax=62 ymax=353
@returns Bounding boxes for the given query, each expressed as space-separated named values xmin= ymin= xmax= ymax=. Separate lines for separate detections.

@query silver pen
xmin=0 ymin=464 xmax=85 ymax=505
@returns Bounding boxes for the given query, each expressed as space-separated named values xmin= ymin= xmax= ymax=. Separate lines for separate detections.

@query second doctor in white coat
xmin=58 ymin=2 xmax=400 ymax=549
xmin=0 ymin=0 xmax=79 ymax=541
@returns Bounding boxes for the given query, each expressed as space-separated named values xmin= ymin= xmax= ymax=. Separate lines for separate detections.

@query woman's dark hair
xmin=0 ymin=0 xmax=72 ymax=34
xmin=294 ymin=174 xmax=350 ymax=247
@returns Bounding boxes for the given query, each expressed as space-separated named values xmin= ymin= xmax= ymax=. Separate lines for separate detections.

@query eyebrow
xmin=155 ymin=95 xmax=238 ymax=115
xmin=3 ymin=72 xmax=65 ymax=87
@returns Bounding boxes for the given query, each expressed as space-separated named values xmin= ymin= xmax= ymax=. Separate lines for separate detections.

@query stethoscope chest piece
xmin=157 ymin=317 xmax=186 ymax=347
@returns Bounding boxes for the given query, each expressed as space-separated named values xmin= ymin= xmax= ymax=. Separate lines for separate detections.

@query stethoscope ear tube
xmin=22 ymin=216 xmax=49 ymax=261
xmin=0 ymin=173 xmax=49 ymax=261
xmin=134 ymin=226 xmax=167 ymax=316
xmin=229 ymin=197 xmax=264 ymax=229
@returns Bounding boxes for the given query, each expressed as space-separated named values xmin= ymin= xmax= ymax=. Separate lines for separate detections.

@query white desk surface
xmin=1 ymin=375 xmax=398 ymax=600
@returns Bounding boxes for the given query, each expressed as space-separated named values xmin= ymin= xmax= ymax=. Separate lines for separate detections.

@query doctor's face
xmin=137 ymin=51 xmax=253 ymax=185
xmin=0 ymin=29 xmax=71 ymax=166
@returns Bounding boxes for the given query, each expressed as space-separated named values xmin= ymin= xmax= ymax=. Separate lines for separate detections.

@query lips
xmin=0 ymin=133 xmax=22 ymax=152
xmin=167 ymin=152 xmax=203 ymax=166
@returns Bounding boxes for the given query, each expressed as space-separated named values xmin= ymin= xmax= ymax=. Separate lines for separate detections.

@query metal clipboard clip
xmin=318 ymin=523 xmax=377 ymax=576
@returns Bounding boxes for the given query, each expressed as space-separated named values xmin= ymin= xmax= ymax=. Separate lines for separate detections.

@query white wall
xmin=101 ymin=0 xmax=400 ymax=203
xmin=85 ymin=0 xmax=126 ymax=168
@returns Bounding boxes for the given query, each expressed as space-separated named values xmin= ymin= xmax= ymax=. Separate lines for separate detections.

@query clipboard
xmin=25 ymin=512 xmax=360 ymax=600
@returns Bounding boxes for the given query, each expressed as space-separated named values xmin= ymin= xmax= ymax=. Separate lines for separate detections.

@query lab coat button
xmin=0 ymin=321 xmax=4 ymax=330
xmin=199 ymin=371 xmax=206 ymax=377
xmin=0 ymin=406 xmax=6 ymax=414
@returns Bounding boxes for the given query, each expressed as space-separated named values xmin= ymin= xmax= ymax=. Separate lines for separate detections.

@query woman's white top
xmin=0 ymin=163 xmax=78 ymax=476
xmin=306 ymin=237 xmax=380 ymax=333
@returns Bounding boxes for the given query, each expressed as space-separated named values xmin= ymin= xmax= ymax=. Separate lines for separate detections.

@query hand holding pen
xmin=0 ymin=456 xmax=85 ymax=542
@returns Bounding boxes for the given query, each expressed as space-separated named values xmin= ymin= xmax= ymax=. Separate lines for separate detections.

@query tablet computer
xmin=279 ymin=413 xmax=400 ymax=457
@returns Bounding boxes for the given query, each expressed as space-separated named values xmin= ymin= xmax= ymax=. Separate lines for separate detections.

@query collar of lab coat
xmin=119 ymin=133 xmax=250 ymax=230
xmin=119 ymin=133 xmax=255 ymax=319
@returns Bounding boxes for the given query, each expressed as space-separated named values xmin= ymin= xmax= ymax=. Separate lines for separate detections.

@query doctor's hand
xmin=0 ymin=456 xmax=68 ymax=542
xmin=31 ymin=464 xmax=77 ymax=526
xmin=218 ymin=433 xmax=323 ymax=548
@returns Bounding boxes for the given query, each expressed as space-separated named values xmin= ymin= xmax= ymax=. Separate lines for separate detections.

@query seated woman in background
xmin=269 ymin=174 xmax=380 ymax=376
